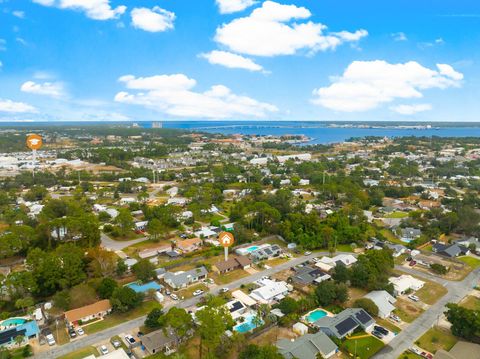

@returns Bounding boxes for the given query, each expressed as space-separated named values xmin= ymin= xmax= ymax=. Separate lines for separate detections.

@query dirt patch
xmin=395 ymin=297 xmax=424 ymax=323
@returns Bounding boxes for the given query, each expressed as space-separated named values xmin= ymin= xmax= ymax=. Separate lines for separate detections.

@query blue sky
xmin=0 ymin=0 xmax=479 ymax=122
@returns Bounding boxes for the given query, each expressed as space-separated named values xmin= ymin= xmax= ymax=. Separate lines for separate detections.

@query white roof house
xmin=315 ymin=254 xmax=357 ymax=271
xmin=389 ymin=275 xmax=425 ymax=296
xmin=249 ymin=279 xmax=291 ymax=304
xmin=363 ymin=290 xmax=396 ymax=318
xmin=232 ymin=290 xmax=257 ymax=307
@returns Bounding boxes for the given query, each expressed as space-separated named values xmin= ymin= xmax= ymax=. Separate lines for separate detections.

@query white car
xmin=220 ymin=287 xmax=229 ymax=293
xmin=125 ymin=334 xmax=136 ymax=345
xmin=389 ymin=314 xmax=401 ymax=323
xmin=46 ymin=334 xmax=56 ymax=346
xmin=193 ymin=289 xmax=204 ymax=297
xmin=304 ymin=251 xmax=312 ymax=256
xmin=170 ymin=293 xmax=179 ymax=300
xmin=408 ymin=294 xmax=420 ymax=302
xmin=100 ymin=345 xmax=109 ymax=355
xmin=76 ymin=328 xmax=85 ymax=336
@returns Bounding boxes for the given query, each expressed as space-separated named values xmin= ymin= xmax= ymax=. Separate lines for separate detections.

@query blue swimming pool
xmin=246 ymin=246 xmax=259 ymax=253
xmin=305 ymin=309 xmax=327 ymax=323
xmin=126 ymin=281 xmax=162 ymax=293
xmin=1 ymin=318 xmax=27 ymax=327
xmin=234 ymin=315 xmax=263 ymax=333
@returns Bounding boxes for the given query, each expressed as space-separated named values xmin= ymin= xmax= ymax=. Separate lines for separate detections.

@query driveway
xmin=100 ymin=232 xmax=147 ymax=251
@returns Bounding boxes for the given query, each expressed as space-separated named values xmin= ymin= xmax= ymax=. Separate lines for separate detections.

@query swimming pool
xmin=1 ymin=318 xmax=27 ymax=327
xmin=246 ymin=246 xmax=259 ymax=253
xmin=233 ymin=315 xmax=263 ymax=333
xmin=305 ymin=309 xmax=327 ymax=323
xmin=126 ymin=281 xmax=163 ymax=293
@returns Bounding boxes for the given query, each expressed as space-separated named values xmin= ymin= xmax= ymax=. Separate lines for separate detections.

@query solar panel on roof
xmin=0 ymin=328 xmax=26 ymax=345
xmin=264 ymin=248 xmax=273 ymax=255
xmin=229 ymin=301 xmax=244 ymax=312
xmin=335 ymin=317 xmax=358 ymax=337
xmin=355 ymin=310 xmax=372 ymax=324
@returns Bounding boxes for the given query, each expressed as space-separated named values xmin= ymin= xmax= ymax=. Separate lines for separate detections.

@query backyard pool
xmin=126 ymin=281 xmax=163 ymax=293
xmin=1 ymin=318 xmax=27 ymax=327
xmin=305 ymin=309 xmax=327 ymax=323
xmin=233 ymin=315 xmax=263 ymax=333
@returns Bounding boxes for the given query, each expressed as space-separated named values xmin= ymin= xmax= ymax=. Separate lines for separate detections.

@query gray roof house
xmin=401 ymin=227 xmax=422 ymax=241
xmin=251 ymin=244 xmax=282 ymax=261
xmin=291 ymin=265 xmax=331 ymax=286
xmin=141 ymin=327 xmax=179 ymax=356
xmin=432 ymin=243 xmax=470 ymax=258
xmin=277 ymin=331 xmax=338 ymax=359
xmin=363 ymin=290 xmax=396 ymax=319
xmin=313 ymin=308 xmax=375 ymax=339
xmin=163 ymin=266 xmax=208 ymax=290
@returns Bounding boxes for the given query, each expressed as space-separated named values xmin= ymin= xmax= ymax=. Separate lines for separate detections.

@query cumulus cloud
xmin=216 ymin=0 xmax=257 ymax=14
xmin=32 ymin=0 xmax=126 ymax=20
xmin=131 ymin=6 xmax=175 ymax=32
xmin=214 ymin=1 xmax=367 ymax=57
xmin=114 ymin=73 xmax=278 ymax=118
xmin=21 ymin=80 xmax=66 ymax=98
xmin=391 ymin=104 xmax=432 ymax=115
xmin=0 ymin=99 xmax=36 ymax=113
xmin=312 ymin=60 xmax=463 ymax=112
xmin=12 ymin=10 xmax=26 ymax=18
xmin=392 ymin=32 xmax=407 ymax=41
xmin=200 ymin=50 xmax=263 ymax=72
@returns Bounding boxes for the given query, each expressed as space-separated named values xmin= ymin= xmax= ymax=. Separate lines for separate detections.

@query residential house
xmin=64 ymin=299 xmax=112 ymax=326
xmin=141 ymin=328 xmax=179 ymax=356
xmin=363 ymin=290 xmax=396 ymax=319
xmin=225 ymin=300 xmax=248 ymax=320
xmin=163 ymin=267 xmax=208 ymax=290
xmin=176 ymin=237 xmax=202 ymax=253
xmin=291 ymin=265 xmax=331 ymax=286
xmin=389 ymin=275 xmax=425 ymax=296
xmin=193 ymin=228 xmax=217 ymax=239
xmin=249 ymin=279 xmax=291 ymax=304
xmin=432 ymin=243 xmax=470 ymax=258
xmin=315 ymin=254 xmax=357 ymax=272
xmin=313 ymin=308 xmax=375 ymax=339
xmin=212 ymin=256 xmax=252 ymax=274
xmin=0 ymin=321 xmax=39 ymax=348
xmin=232 ymin=290 xmax=257 ymax=307
xmin=401 ymin=228 xmax=422 ymax=242
xmin=371 ymin=239 xmax=407 ymax=257
xmin=277 ymin=331 xmax=338 ymax=359
xmin=250 ymin=244 xmax=282 ymax=261
xmin=433 ymin=341 xmax=480 ymax=359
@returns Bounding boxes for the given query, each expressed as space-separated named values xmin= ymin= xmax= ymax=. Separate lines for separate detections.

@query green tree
xmin=15 ymin=297 xmax=34 ymax=313
xmin=116 ymin=259 xmax=127 ymax=277
xmin=353 ymin=298 xmax=379 ymax=317
xmin=238 ymin=344 xmax=283 ymax=359
xmin=332 ymin=264 xmax=350 ymax=283
xmin=445 ymin=303 xmax=480 ymax=340
xmin=145 ymin=307 xmax=164 ymax=329
xmin=97 ymin=278 xmax=118 ymax=299
xmin=147 ymin=218 xmax=164 ymax=242
xmin=115 ymin=208 xmax=134 ymax=236
xmin=276 ymin=297 xmax=299 ymax=315
xmin=160 ymin=307 xmax=193 ymax=339
xmin=132 ymin=259 xmax=155 ymax=282
xmin=110 ymin=287 xmax=143 ymax=312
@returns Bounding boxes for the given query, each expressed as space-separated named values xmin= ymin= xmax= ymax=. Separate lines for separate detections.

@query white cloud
xmin=200 ymin=50 xmax=263 ymax=72
xmin=12 ymin=10 xmax=25 ymax=18
xmin=216 ymin=0 xmax=257 ymax=14
xmin=114 ymin=73 xmax=278 ymax=119
xmin=214 ymin=1 xmax=367 ymax=57
xmin=392 ymin=32 xmax=407 ymax=41
xmin=131 ymin=6 xmax=175 ymax=32
xmin=0 ymin=39 xmax=6 ymax=51
xmin=312 ymin=60 xmax=463 ymax=112
xmin=32 ymin=0 xmax=126 ymax=20
xmin=21 ymin=80 xmax=65 ymax=98
xmin=0 ymin=99 xmax=36 ymax=113
xmin=390 ymin=104 xmax=432 ymax=115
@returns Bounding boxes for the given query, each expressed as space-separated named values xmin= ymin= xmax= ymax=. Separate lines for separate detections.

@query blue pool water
xmin=246 ymin=246 xmax=259 ymax=253
xmin=234 ymin=315 xmax=263 ymax=333
xmin=1 ymin=318 xmax=27 ymax=327
xmin=126 ymin=281 xmax=162 ymax=293
xmin=306 ymin=309 xmax=327 ymax=323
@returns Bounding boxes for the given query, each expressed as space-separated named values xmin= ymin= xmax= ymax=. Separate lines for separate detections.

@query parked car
xmin=193 ymin=289 xmax=204 ymax=297
xmin=165 ymin=289 xmax=171 ymax=296
xmin=220 ymin=287 xmax=229 ymax=293
xmin=409 ymin=260 xmax=417 ymax=266
xmin=76 ymin=328 xmax=85 ymax=336
xmin=170 ymin=293 xmax=179 ymax=300
xmin=112 ymin=339 xmax=121 ymax=348
xmin=125 ymin=334 xmax=136 ymax=345
xmin=46 ymin=334 xmax=56 ymax=346
xmin=304 ymin=251 xmax=312 ymax=256
xmin=408 ymin=294 xmax=420 ymax=302
xmin=100 ymin=345 xmax=109 ymax=355
xmin=374 ymin=326 xmax=389 ymax=336
xmin=371 ymin=330 xmax=384 ymax=339
xmin=68 ymin=328 xmax=77 ymax=339
xmin=389 ymin=313 xmax=401 ymax=322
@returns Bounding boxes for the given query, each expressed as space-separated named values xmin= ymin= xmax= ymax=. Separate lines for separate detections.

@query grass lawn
xmin=335 ymin=244 xmax=355 ymax=253
xmin=385 ymin=211 xmax=409 ymax=219
xmin=415 ymin=327 xmax=458 ymax=354
xmin=415 ymin=280 xmax=448 ymax=305
xmin=211 ymin=269 xmax=249 ymax=285
xmin=84 ymin=301 xmax=162 ymax=334
xmin=58 ymin=346 xmax=99 ymax=359
xmin=380 ymin=229 xmax=404 ymax=245
xmin=394 ymin=298 xmax=424 ymax=323
xmin=460 ymin=295 xmax=480 ymax=310
xmin=176 ymin=283 xmax=209 ymax=299
xmin=342 ymin=334 xmax=385 ymax=358
xmin=458 ymin=256 xmax=480 ymax=269
xmin=398 ymin=351 xmax=424 ymax=359
xmin=49 ymin=321 xmax=70 ymax=345
xmin=267 ymin=257 xmax=290 ymax=267
xmin=376 ymin=318 xmax=401 ymax=334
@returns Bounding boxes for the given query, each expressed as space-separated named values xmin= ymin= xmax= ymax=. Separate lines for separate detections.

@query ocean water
xmin=2 ymin=121 xmax=480 ymax=145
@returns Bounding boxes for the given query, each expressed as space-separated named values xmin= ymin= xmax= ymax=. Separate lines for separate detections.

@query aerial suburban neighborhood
xmin=0 ymin=124 xmax=479 ymax=359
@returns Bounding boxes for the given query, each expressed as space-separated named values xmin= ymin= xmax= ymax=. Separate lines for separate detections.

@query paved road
xmin=100 ymin=232 xmax=147 ymax=251
xmin=373 ymin=268 xmax=480 ymax=359
xmin=35 ymin=252 xmax=323 ymax=358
